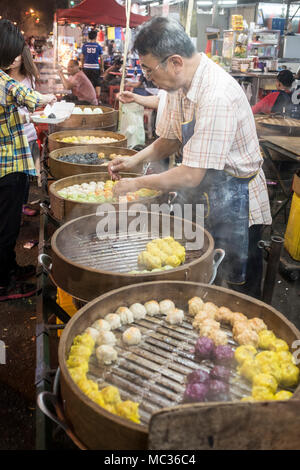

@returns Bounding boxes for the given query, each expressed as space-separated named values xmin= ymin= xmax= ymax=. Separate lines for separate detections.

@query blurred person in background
xmin=58 ymin=59 xmax=98 ymax=105
xmin=252 ymin=70 xmax=294 ymax=115
xmin=6 ymin=45 xmax=42 ymax=216
xmin=0 ymin=19 xmax=56 ymax=301
xmin=80 ymin=30 xmax=103 ymax=101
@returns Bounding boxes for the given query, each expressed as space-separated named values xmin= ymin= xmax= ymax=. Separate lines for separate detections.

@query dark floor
xmin=0 ymin=161 xmax=299 ymax=450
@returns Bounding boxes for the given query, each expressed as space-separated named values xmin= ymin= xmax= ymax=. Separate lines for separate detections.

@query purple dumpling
xmin=187 ymin=369 xmax=210 ymax=385
xmin=183 ymin=382 xmax=209 ymax=403
xmin=207 ymin=379 xmax=230 ymax=402
xmin=210 ymin=365 xmax=231 ymax=383
xmin=213 ymin=345 xmax=234 ymax=365
xmin=194 ymin=337 xmax=215 ymax=361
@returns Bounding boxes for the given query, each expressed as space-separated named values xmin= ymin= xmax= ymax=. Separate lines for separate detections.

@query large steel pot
xmin=42 ymin=211 xmax=220 ymax=302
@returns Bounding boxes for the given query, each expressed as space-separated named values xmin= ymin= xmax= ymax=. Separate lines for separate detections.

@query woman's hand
xmin=40 ymin=93 xmax=57 ymax=106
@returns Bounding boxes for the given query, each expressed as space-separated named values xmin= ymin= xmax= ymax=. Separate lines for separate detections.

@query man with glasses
xmin=108 ymin=16 xmax=271 ymax=299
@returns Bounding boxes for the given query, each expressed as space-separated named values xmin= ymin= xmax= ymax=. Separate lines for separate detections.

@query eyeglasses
xmin=141 ymin=55 xmax=172 ymax=79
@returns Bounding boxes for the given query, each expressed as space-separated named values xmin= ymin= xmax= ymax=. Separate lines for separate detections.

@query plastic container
xmin=284 ymin=192 xmax=300 ymax=261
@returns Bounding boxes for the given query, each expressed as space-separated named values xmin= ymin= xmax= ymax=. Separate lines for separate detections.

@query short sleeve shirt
xmin=82 ymin=42 xmax=103 ymax=70
xmin=156 ymin=53 xmax=272 ymax=227
xmin=68 ymin=71 xmax=98 ymax=105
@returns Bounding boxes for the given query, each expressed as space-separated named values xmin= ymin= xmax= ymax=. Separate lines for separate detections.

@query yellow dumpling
xmin=73 ymin=333 xmax=95 ymax=351
xmin=255 ymin=350 xmax=279 ymax=366
xmin=115 ymin=400 xmax=140 ymax=424
xmin=66 ymin=355 xmax=89 ymax=370
xmin=165 ymin=255 xmax=181 ymax=267
xmin=252 ymin=386 xmax=275 ymax=401
xmin=69 ymin=344 xmax=93 ymax=360
xmin=68 ymin=366 xmax=87 ymax=383
xmin=77 ymin=377 xmax=98 ymax=396
xmin=274 ymin=390 xmax=293 ymax=400
xmin=100 ymin=385 xmax=122 ymax=405
xmin=138 ymin=251 xmax=162 ymax=270
xmin=259 ymin=361 xmax=282 ymax=384
xmin=158 ymin=240 xmax=174 ymax=255
xmin=238 ymin=358 xmax=261 ymax=382
xmin=234 ymin=345 xmax=258 ymax=365
xmin=280 ymin=363 xmax=300 ymax=388
xmin=258 ymin=330 xmax=276 ymax=350
xmin=269 ymin=338 xmax=289 ymax=353
xmin=252 ymin=373 xmax=278 ymax=394
xmin=240 ymin=396 xmax=255 ymax=402
xmin=276 ymin=351 xmax=295 ymax=364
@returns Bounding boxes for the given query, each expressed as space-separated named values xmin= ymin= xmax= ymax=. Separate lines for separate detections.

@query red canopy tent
xmin=57 ymin=0 xmax=150 ymax=27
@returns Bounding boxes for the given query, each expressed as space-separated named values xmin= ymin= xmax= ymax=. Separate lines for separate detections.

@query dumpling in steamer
xmin=203 ymin=302 xmax=219 ymax=318
xmin=116 ymin=306 xmax=134 ymax=325
xmin=96 ymin=330 xmax=117 ymax=346
xmin=104 ymin=313 xmax=122 ymax=330
xmin=166 ymin=308 xmax=184 ymax=325
xmin=248 ymin=317 xmax=267 ymax=334
xmin=159 ymin=299 xmax=175 ymax=315
xmin=129 ymin=303 xmax=147 ymax=320
xmin=215 ymin=306 xmax=234 ymax=324
xmin=144 ymin=300 xmax=160 ymax=316
xmin=84 ymin=327 xmax=99 ymax=341
xmin=123 ymin=327 xmax=142 ymax=346
xmin=92 ymin=319 xmax=111 ymax=332
xmin=188 ymin=296 xmax=204 ymax=316
xmin=96 ymin=345 xmax=117 ymax=365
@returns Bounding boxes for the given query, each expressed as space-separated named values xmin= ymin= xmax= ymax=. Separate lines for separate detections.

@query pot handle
xmin=209 ymin=248 xmax=225 ymax=285
xmin=37 ymin=391 xmax=69 ymax=433
xmin=38 ymin=253 xmax=53 ymax=276
xmin=40 ymin=202 xmax=61 ymax=227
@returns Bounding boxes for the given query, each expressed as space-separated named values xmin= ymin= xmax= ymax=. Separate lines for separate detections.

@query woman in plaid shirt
xmin=109 ymin=17 xmax=272 ymax=299
xmin=0 ymin=19 xmax=56 ymax=301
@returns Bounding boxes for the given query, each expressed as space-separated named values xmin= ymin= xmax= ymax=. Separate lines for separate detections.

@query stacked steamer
xmin=57 ymin=281 xmax=300 ymax=450
xmin=52 ymin=105 xmax=118 ymax=132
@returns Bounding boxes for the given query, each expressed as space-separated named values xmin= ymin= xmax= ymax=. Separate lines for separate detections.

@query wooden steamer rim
xmin=48 ymin=145 xmax=139 ymax=179
xmin=48 ymin=129 xmax=127 ymax=152
xmin=58 ymin=281 xmax=300 ymax=450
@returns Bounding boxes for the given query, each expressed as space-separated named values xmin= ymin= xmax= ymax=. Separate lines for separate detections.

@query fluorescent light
xmin=149 ymin=1 xmax=159 ymax=5
xmin=197 ymin=1 xmax=213 ymax=5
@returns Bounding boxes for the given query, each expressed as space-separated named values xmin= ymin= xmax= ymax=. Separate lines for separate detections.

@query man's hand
xmin=117 ymin=91 xmax=136 ymax=104
xmin=108 ymin=156 xmax=139 ymax=180
xmin=113 ymin=178 xmax=141 ymax=196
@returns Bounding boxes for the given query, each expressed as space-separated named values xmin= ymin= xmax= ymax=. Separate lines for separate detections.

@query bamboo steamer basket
xmin=52 ymin=105 xmax=118 ymax=131
xmin=48 ymin=129 xmax=127 ymax=152
xmin=48 ymin=173 xmax=159 ymax=223
xmin=58 ymin=281 xmax=300 ymax=450
xmin=49 ymin=211 xmax=216 ymax=302
xmin=48 ymin=145 xmax=142 ymax=180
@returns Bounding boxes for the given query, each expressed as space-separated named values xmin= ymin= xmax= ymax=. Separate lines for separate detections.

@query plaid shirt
xmin=156 ymin=53 xmax=272 ymax=227
xmin=0 ymin=69 xmax=41 ymax=178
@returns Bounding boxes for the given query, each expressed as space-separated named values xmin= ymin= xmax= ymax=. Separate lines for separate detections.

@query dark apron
xmin=180 ymin=111 xmax=258 ymax=285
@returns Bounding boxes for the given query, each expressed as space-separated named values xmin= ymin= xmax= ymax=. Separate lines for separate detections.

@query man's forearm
xmin=134 ymin=137 xmax=181 ymax=165
xmin=134 ymin=164 xmax=206 ymax=192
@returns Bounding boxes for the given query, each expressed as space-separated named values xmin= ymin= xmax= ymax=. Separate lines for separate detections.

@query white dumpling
xmin=92 ymin=319 xmax=111 ymax=332
xmin=72 ymin=107 xmax=82 ymax=114
xmin=96 ymin=345 xmax=117 ymax=365
xmin=166 ymin=308 xmax=185 ymax=325
xmin=104 ymin=313 xmax=122 ymax=330
xmin=96 ymin=330 xmax=117 ymax=346
xmin=84 ymin=327 xmax=99 ymax=341
xmin=83 ymin=107 xmax=93 ymax=114
xmin=115 ymin=306 xmax=134 ymax=325
xmin=144 ymin=300 xmax=160 ymax=316
xmin=122 ymin=327 xmax=142 ymax=346
xmin=93 ymin=107 xmax=103 ymax=114
xmin=159 ymin=299 xmax=175 ymax=315
xmin=129 ymin=303 xmax=147 ymax=320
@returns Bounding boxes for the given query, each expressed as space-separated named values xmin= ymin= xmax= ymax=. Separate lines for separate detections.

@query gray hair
xmin=133 ymin=16 xmax=196 ymax=60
